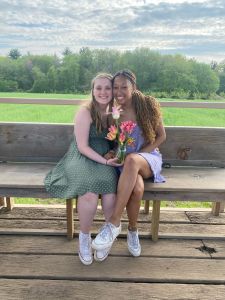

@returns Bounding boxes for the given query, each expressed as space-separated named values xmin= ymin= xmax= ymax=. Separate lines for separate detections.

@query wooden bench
xmin=148 ymin=126 xmax=225 ymax=241
xmin=1 ymin=98 xmax=225 ymax=241
xmin=0 ymin=122 xmax=75 ymax=239
xmin=1 ymin=122 xmax=225 ymax=241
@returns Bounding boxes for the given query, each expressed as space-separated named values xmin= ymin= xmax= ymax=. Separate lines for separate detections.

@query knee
xmin=124 ymin=154 xmax=138 ymax=170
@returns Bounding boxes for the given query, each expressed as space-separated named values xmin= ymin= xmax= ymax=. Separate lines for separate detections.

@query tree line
xmin=0 ymin=47 xmax=225 ymax=99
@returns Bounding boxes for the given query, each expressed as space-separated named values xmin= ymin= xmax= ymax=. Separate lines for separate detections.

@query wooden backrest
xmin=1 ymin=122 xmax=225 ymax=167
xmin=161 ymin=126 xmax=225 ymax=167
xmin=0 ymin=122 xmax=74 ymax=162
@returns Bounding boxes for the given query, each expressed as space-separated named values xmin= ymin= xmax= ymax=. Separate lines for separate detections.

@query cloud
xmin=0 ymin=0 xmax=224 ymax=62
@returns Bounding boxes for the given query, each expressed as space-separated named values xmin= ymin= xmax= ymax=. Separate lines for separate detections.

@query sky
xmin=0 ymin=0 xmax=225 ymax=63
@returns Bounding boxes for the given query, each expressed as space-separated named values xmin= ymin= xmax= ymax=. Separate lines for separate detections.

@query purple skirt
xmin=138 ymin=149 xmax=165 ymax=183
xmin=118 ymin=149 xmax=165 ymax=183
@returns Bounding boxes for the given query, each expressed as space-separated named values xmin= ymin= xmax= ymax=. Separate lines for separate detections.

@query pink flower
xmin=119 ymin=132 xmax=126 ymax=143
xmin=120 ymin=121 xmax=136 ymax=134
xmin=112 ymin=106 xmax=122 ymax=120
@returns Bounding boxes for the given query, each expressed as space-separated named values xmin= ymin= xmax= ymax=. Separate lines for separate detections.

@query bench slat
xmin=0 ymin=163 xmax=225 ymax=194
xmin=1 ymin=123 xmax=225 ymax=166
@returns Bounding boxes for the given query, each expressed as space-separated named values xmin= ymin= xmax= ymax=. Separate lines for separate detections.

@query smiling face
xmin=93 ymin=77 xmax=113 ymax=105
xmin=113 ymin=75 xmax=135 ymax=106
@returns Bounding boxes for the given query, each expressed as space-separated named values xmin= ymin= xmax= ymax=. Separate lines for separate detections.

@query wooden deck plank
xmin=0 ymin=206 xmax=190 ymax=223
xmin=1 ymin=219 xmax=225 ymax=239
xmin=1 ymin=254 xmax=225 ymax=283
xmin=203 ymin=240 xmax=225 ymax=258
xmin=0 ymin=236 xmax=208 ymax=258
xmin=1 ymin=279 xmax=225 ymax=300
xmin=159 ymin=223 xmax=225 ymax=236
xmin=1 ymin=207 xmax=225 ymax=299
xmin=186 ymin=211 xmax=225 ymax=224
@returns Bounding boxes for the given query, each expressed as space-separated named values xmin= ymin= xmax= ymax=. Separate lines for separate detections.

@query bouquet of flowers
xmin=106 ymin=106 xmax=136 ymax=163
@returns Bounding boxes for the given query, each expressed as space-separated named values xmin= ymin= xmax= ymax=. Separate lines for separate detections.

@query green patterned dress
xmin=44 ymin=124 xmax=118 ymax=199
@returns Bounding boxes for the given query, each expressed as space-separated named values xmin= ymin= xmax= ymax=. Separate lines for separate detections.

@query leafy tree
xmin=217 ymin=73 xmax=225 ymax=94
xmin=47 ymin=66 xmax=58 ymax=93
xmin=78 ymin=47 xmax=94 ymax=91
xmin=157 ymin=55 xmax=197 ymax=95
xmin=0 ymin=80 xmax=18 ymax=91
xmin=31 ymin=66 xmax=49 ymax=92
xmin=62 ymin=47 xmax=73 ymax=56
xmin=0 ymin=47 xmax=221 ymax=97
xmin=191 ymin=62 xmax=219 ymax=96
xmin=92 ymin=49 xmax=121 ymax=74
xmin=8 ymin=48 xmax=21 ymax=60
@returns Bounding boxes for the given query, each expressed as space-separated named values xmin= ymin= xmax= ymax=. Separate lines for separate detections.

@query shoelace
xmin=129 ymin=231 xmax=139 ymax=248
xmin=80 ymin=236 xmax=91 ymax=255
xmin=99 ymin=224 xmax=113 ymax=242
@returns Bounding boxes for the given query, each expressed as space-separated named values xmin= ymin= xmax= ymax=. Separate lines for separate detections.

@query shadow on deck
xmin=1 ymin=205 xmax=225 ymax=300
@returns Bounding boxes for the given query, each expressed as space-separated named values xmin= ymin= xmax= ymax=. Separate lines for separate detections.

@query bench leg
xmin=75 ymin=198 xmax=78 ymax=213
xmin=0 ymin=197 xmax=5 ymax=207
xmin=211 ymin=202 xmax=224 ymax=216
xmin=66 ymin=199 xmax=74 ymax=240
xmin=219 ymin=202 xmax=225 ymax=213
xmin=151 ymin=200 xmax=161 ymax=242
xmin=6 ymin=197 xmax=14 ymax=210
xmin=144 ymin=201 xmax=150 ymax=214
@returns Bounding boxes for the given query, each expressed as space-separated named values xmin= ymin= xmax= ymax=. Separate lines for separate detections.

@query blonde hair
xmin=113 ymin=69 xmax=162 ymax=144
xmin=86 ymin=73 xmax=113 ymax=132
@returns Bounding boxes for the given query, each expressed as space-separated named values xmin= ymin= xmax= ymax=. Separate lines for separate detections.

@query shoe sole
xmin=127 ymin=245 xmax=141 ymax=257
xmin=78 ymin=252 xmax=93 ymax=265
xmin=94 ymin=250 xmax=110 ymax=262
xmin=92 ymin=240 xmax=114 ymax=250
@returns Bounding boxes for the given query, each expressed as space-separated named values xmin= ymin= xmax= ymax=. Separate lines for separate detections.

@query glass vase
xmin=116 ymin=144 xmax=126 ymax=163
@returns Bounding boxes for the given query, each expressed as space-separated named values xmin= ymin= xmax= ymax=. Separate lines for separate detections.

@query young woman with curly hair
xmin=92 ymin=69 xmax=166 ymax=257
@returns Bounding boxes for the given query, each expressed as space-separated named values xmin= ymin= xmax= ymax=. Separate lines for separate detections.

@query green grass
xmin=0 ymin=92 xmax=90 ymax=99
xmin=1 ymin=92 xmax=223 ymax=207
xmin=160 ymin=201 xmax=212 ymax=208
xmin=0 ymin=103 xmax=79 ymax=123
xmin=14 ymin=198 xmax=66 ymax=205
xmin=163 ymin=107 xmax=225 ymax=127
xmin=0 ymin=92 xmax=89 ymax=123
xmin=1 ymin=92 xmax=225 ymax=126
xmin=14 ymin=198 xmax=212 ymax=208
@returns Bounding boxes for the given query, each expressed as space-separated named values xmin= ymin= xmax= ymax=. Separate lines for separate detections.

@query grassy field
xmin=1 ymin=92 xmax=225 ymax=126
xmin=1 ymin=92 xmax=224 ymax=207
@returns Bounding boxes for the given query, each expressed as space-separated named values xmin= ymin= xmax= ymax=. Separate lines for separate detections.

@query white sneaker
xmin=127 ymin=229 xmax=141 ymax=257
xmin=92 ymin=222 xmax=121 ymax=250
xmin=79 ymin=232 xmax=93 ymax=265
xmin=94 ymin=247 xmax=111 ymax=262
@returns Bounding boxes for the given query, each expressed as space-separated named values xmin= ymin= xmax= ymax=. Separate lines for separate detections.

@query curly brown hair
xmin=86 ymin=73 xmax=114 ymax=132
xmin=132 ymin=90 xmax=162 ymax=144
xmin=113 ymin=69 xmax=162 ymax=144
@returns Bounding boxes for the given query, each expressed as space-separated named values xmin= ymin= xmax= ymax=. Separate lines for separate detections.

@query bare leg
xmin=126 ymin=174 xmax=144 ymax=230
xmin=101 ymin=193 xmax=116 ymax=221
xmin=110 ymin=154 xmax=152 ymax=226
xmin=78 ymin=192 xmax=99 ymax=233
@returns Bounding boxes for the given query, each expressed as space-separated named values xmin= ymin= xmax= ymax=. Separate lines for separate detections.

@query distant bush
xmin=0 ymin=80 xmax=18 ymax=92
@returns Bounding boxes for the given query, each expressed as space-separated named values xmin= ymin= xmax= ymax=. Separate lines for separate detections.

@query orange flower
xmin=106 ymin=125 xmax=117 ymax=140
xmin=126 ymin=137 xmax=135 ymax=146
